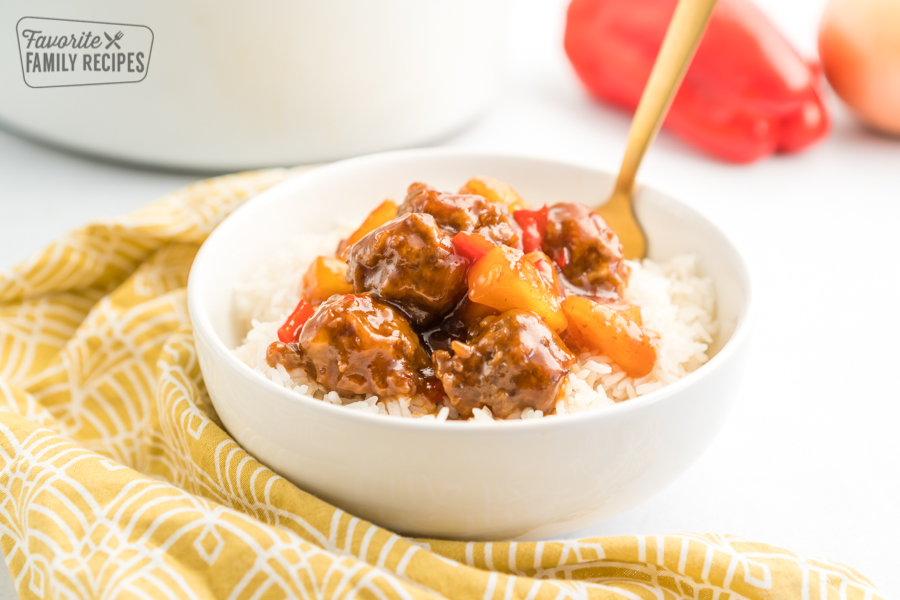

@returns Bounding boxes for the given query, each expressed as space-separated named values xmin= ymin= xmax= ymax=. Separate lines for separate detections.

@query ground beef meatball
xmin=266 ymin=294 xmax=433 ymax=398
xmin=543 ymin=202 xmax=628 ymax=293
xmin=399 ymin=182 xmax=520 ymax=247
xmin=433 ymin=309 xmax=575 ymax=419
xmin=347 ymin=212 xmax=468 ymax=329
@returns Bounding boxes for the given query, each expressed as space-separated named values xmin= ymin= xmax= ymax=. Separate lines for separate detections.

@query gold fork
xmin=596 ymin=0 xmax=719 ymax=260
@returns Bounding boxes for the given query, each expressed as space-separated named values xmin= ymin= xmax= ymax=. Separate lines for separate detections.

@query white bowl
xmin=188 ymin=149 xmax=753 ymax=540
xmin=0 ymin=1 xmax=504 ymax=170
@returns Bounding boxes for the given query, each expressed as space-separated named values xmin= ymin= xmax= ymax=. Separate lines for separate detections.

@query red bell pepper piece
xmin=451 ymin=231 xmax=496 ymax=263
xmin=552 ymin=248 xmax=568 ymax=270
xmin=513 ymin=205 xmax=549 ymax=254
xmin=564 ymin=0 xmax=831 ymax=163
xmin=277 ymin=298 xmax=315 ymax=343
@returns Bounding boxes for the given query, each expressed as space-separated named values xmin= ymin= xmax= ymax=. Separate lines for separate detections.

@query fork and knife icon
xmin=104 ymin=31 xmax=124 ymax=50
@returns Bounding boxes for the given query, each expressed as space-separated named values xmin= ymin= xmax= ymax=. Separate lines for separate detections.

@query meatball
xmin=266 ymin=294 xmax=432 ymax=398
xmin=433 ymin=309 xmax=575 ymax=419
xmin=347 ymin=212 xmax=468 ymax=329
xmin=399 ymin=182 xmax=520 ymax=247
xmin=543 ymin=202 xmax=628 ymax=293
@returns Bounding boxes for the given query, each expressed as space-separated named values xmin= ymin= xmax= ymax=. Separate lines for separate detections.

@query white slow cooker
xmin=0 ymin=1 xmax=506 ymax=171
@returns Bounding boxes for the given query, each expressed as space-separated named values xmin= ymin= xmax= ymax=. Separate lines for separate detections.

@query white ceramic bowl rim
xmin=187 ymin=148 xmax=754 ymax=434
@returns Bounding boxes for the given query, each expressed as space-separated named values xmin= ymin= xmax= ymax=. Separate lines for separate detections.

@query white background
xmin=1 ymin=0 xmax=898 ymax=596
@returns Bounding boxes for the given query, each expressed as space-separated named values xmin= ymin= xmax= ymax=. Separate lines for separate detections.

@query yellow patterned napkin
xmin=0 ymin=171 xmax=883 ymax=599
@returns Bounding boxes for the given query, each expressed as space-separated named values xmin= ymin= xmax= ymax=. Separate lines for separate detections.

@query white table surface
xmin=1 ymin=0 xmax=897 ymax=596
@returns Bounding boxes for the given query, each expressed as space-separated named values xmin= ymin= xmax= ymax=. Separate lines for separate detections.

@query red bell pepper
xmin=512 ymin=205 xmax=549 ymax=254
xmin=277 ymin=298 xmax=315 ymax=343
xmin=451 ymin=231 xmax=496 ymax=263
xmin=552 ymin=248 xmax=568 ymax=269
xmin=564 ymin=0 xmax=831 ymax=163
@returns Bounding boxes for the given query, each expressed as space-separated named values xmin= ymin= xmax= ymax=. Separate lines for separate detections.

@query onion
xmin=819 ymin=0 xmax=900 ymax=135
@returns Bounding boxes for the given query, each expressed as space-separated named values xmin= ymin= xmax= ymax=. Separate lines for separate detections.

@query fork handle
xmin=612 ymin=0 xmax=718 ymax=198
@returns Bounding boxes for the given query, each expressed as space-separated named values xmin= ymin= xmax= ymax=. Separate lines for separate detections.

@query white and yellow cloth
xmin=0 ymin=171 xmax=883 ymax=599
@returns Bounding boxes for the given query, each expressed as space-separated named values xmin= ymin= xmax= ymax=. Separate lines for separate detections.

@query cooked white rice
xmin=233 ymin=230 xmax=717 ymax=421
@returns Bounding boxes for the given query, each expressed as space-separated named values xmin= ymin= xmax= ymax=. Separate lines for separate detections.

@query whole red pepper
xmin=564 ymin=0 xmax=831 ymax=163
